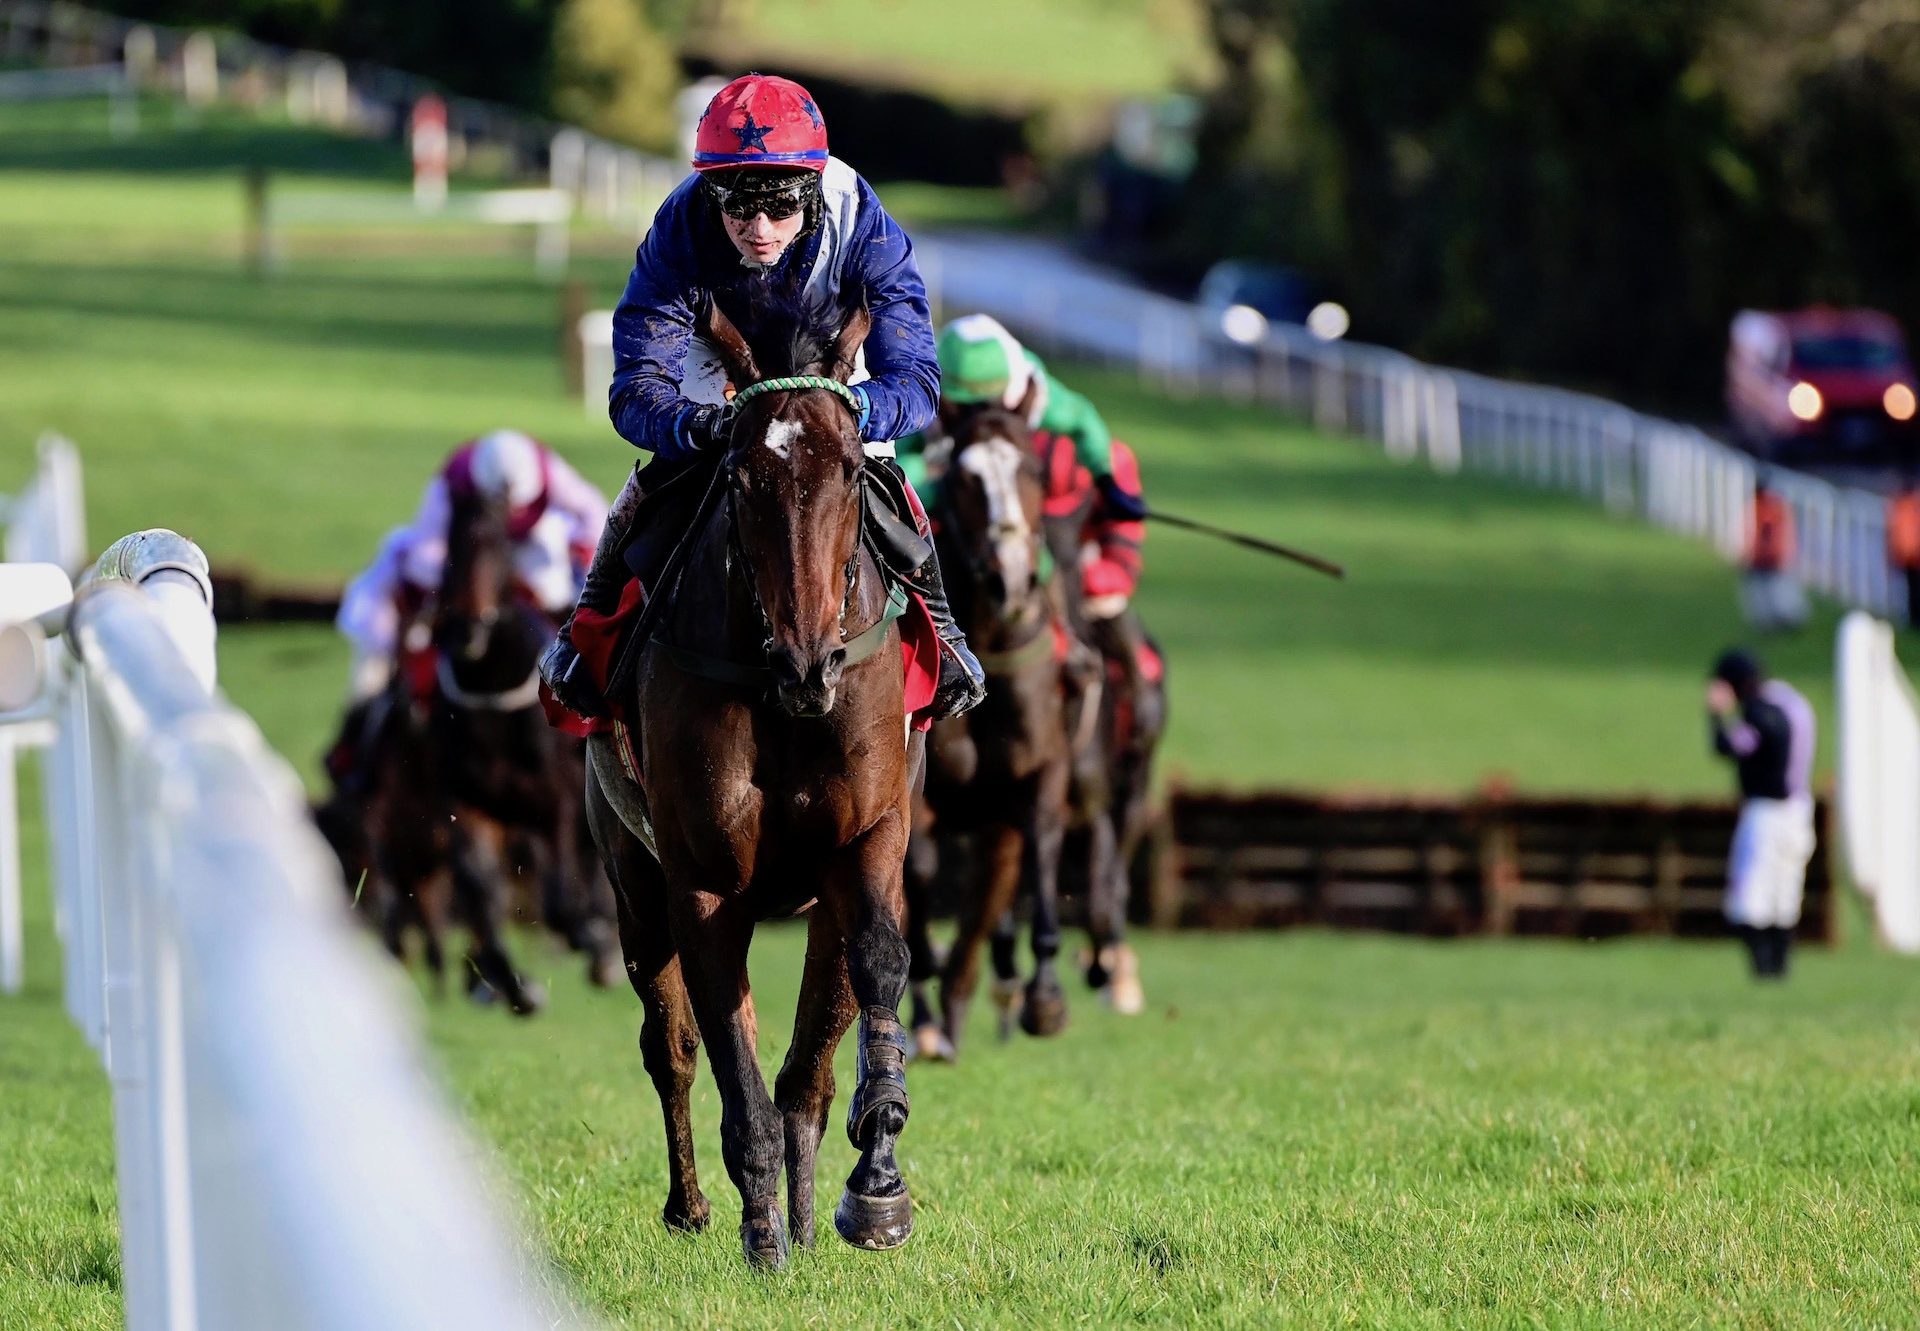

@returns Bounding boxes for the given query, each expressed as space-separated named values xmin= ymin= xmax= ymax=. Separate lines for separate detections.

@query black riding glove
xmin=1096 ymin=472 xmax=1149 ymax=523
xmin=685 ymin=402 xmax=735 ymax=451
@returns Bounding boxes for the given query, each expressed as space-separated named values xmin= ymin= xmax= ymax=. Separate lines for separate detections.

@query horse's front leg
xmin=830 ymin=809 xmax=917 ymax=1250
xmin=666 ymin=887 xmax=787 ymax=1267
xmin=1020 ymin=758 xmax=1072 ymax=1037
xmin=772 ymin=908 xmax=853 ymax=1248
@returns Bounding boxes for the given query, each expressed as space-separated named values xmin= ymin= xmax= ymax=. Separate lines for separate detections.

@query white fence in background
xmin=916 ymin=240 xmax=1904 ymax=620
xmin=1 ymin=466 xmax=582 ymax=1325
xmin=0 ymin=0 xmax=676 ymax=227
xmin=1838 ymin=612 xmax=1920 ymax=952
xmin=0 ymin=434 xmax=86 ymax=994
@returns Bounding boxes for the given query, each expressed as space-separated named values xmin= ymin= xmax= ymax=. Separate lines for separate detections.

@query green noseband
xmin=730 ymin=375 xmax=862 ymax=417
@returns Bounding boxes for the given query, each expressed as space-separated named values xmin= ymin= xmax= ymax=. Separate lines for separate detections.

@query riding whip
xmin=1145 ymin=509 xmax=1346 ymax=580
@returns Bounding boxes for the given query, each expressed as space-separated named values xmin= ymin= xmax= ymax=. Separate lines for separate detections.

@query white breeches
xmin=1725 ymin=795 xmax=1815 ymax=929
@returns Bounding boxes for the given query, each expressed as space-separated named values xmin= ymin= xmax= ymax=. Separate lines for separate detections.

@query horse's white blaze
xmin=763 ymin=417 xmax=803 ymax=459
xmin=959 ymin=437 xmax=1033 ymax=596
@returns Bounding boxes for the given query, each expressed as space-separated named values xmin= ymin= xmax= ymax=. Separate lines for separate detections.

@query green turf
xmin=9 ymin=805 xmax=1920 ymax=1328
xmin=10 ymin=91 xmax=1920 ymax=1331
xmin=692 ymin=0 xmax=1213 ymax=107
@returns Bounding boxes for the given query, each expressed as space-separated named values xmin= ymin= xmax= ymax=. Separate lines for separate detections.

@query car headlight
xmin=1885 ymin=383 xmax=1917 ymax=422
xmin=1787 ymin=381 xmax=1824 ymax=423
xmin=1307 ymin=301 xmax=1350 ymax=341
xmin=1220 ymin=304 xmax=1268 ymax=346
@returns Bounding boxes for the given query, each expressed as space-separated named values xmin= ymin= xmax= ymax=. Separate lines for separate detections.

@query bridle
xmin=655 ymin=376 xmax=905 ymax=687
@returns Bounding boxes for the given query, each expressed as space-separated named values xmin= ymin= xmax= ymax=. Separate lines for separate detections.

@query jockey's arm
xmin=541 ymin=450 xmax=612 ymax=563
xmin=845 ymin=179 xmax=942 ymax=443
xmin=608 ymin=186 xmax=708 ymax=460
xmin=399 ymin=476 xmax=453 ymax=594
xmin=1030 ymin=358 xmax=1115 ymax=480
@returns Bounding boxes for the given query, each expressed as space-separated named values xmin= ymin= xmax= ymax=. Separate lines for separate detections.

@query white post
xmin=181 ymin=31 xmax=217 ymax=108
xmin=0 ymin=728 xmax=18 ymax=994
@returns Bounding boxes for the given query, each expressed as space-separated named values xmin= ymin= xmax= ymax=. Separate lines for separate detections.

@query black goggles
xmin=707 ymin=175 xmax=814 ymax=222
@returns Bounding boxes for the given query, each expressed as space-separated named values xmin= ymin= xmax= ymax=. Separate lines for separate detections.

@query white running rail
xmin=1 ymin=520 xmax=583 ymax=1330
xmin=1 ymin=433 xmax=86 ymax=994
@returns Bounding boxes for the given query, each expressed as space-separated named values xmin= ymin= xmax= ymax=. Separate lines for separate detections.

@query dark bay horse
xmin=906 ymin=404 xmax=1072 ymax=1057
xmin=365 ymin=491 xmax=619 ymax=1012
xmin=583 ymin=300 xmax=921 ymax=1269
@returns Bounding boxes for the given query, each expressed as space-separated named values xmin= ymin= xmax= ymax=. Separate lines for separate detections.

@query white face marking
xmin=762 ymin=417 xmax=803 ymax=460
xmin=958 ymin=437 xmax=1033 ymax=598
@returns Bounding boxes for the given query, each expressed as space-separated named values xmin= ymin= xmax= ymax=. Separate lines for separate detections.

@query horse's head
xmin=705 ymin=298 xmax=872 ymax=718
xmin=440 ymin=487 xmax=516 ymax=663
xmin=946 ymin=402 xmax=1048 ymax=630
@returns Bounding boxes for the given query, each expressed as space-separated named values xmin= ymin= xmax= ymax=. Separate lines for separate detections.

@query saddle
xmin=547 ymin=453 xmax=938 ymax=738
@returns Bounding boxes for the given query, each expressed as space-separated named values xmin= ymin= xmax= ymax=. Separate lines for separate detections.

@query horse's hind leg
xmin=902 ymin=822 xmax=952 ymax=1062
xmin=832 ymin=811 xmax=917 ymax=1251
xmin=773 ymin=909 xmax=854 ymax=1247
xmin=586 ymin=769 xmax=709 ymax=1233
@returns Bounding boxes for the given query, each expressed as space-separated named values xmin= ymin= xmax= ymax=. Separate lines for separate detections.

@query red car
xmin=1726 ymin=307 xmax=1919 ymax=459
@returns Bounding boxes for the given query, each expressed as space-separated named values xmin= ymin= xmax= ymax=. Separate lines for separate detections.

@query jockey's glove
xmin=1096 ymin=473 xmax=1150 ymax=523
xmin=686 ymin=402 xmax=735 ymax=451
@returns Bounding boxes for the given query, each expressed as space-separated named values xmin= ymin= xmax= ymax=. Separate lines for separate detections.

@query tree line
xmin=1187 ymin=0 xmax=1920 ymax=403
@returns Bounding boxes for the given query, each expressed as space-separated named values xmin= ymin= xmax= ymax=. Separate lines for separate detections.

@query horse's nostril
xmin=819 ymin=648 xmax=848 ymax=687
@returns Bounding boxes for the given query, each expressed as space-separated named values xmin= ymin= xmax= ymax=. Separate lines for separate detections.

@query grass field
xmin=8 ymin=95 xmax=1920 ymax=1330
xmin=692 ymin=0 xmax=1214 ymax=108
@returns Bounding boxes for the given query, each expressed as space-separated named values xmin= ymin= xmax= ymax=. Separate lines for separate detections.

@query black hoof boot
xmin=834 ymin=1187 xmax=913 ymax=1250
xmin=741 ymin=1196 xmax=789 ymax=1269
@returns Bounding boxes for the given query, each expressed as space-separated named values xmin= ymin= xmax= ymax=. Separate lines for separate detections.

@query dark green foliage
xmin=1189 ymin=0 xmax=1920 ymax=406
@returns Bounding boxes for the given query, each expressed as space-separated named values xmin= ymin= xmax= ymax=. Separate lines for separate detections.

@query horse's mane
xmin=733 ymin=281 xmax=858 ymax=379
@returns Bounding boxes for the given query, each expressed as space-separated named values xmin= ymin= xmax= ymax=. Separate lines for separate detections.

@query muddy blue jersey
xmin=609 ymin=158 xmax=940 ymax=458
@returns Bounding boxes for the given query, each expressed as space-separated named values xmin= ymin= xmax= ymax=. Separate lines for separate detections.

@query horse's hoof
xmin=741 ymin=1197 xmax=789 ymax=1269
xmin=587 ymin=951 xmax=622 ymax=990
xmin=1104 ymin=945 xmax=1145 ymax=1015
xmin=834 ymin=1187 xmax=913 ymax=1251
xmin=663 ymin=1193 xmax=710 ymax=1233
xmin=467 ymin=978 xmax=498 ymax=1006
xmin=1020 ymin=988 xmax=1069 ymax=1038
xmin=912 ymin=1024 xmax=956 ymax=1063
xmin=508 ymin=980 xmax=546 ymax=1017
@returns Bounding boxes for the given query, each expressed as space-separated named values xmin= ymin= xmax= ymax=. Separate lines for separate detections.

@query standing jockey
xmin=336 ymin=429 xmax=608 ymax=701
xmin=539 ymin=73 xmax=986 ymax=721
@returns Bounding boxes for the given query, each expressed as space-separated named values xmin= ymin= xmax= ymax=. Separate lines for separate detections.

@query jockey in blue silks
xmin=539 ymin=72 xmax=985 ymax=722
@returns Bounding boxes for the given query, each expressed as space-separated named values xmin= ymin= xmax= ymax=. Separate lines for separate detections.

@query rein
xmin=649 ymin=374 xmax=894 ymax=691
xmin=730 ymin=374 xmax=862 ymax=417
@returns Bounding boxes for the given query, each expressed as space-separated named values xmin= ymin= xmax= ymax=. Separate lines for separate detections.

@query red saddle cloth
xmin=540 ymin=576 xmax=942 ymax=738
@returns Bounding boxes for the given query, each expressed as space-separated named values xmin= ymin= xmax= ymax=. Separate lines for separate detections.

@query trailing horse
xmin=906 ymin=402 xmax=1073 ymax=1057
xmin=582 ymin=299 xmax=926 ymax=1269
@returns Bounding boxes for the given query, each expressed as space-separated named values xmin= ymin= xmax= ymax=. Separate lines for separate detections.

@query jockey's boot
xmin=540 ymin=465 xmax=646 ymax=719
xmin=900 ymin=548 xmax=987 ymax=719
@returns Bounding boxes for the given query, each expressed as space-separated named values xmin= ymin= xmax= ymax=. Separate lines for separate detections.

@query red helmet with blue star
xmin=693 ymin=74 xmax=827 ymax=174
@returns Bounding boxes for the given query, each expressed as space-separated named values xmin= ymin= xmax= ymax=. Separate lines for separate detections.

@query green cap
xmin=937 ymin=313 xmax=1026 ymax=404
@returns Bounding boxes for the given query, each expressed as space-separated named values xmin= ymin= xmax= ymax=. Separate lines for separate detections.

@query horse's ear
xmin=828 ymin=304 xmax=870 ymax=384
xmin=701 ymin=298 xmax=759 ymax=388
xmin=1014 ymin=372 xmax=1041 ymax=423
